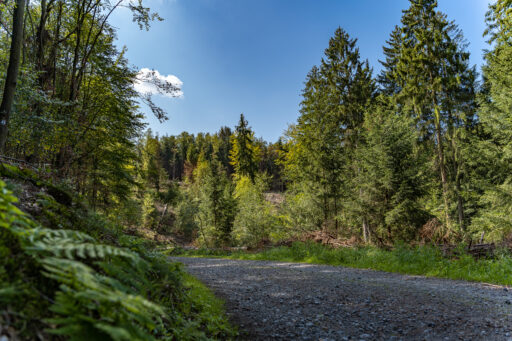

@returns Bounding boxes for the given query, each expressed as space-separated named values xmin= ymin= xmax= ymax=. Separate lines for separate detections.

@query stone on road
xmin=172 ymin=257 xmax=512 ymax=340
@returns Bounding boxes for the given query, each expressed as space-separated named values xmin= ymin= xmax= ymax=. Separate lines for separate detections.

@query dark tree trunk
xmin=433 ymin=103 xmax=451 ymax=233
xmin=0 ymin=0 xmax=26 ymax=153
xmin=456 ymin=171 xmax=464 ymax=231
xmin=36 ymin=0 xmax=48 ymax=84
xmin=435 ymin=121 xmax=451 ymax=231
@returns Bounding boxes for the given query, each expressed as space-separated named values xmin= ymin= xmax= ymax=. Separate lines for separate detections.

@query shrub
xmin=232 ymin=175 xmax=278 ymax=247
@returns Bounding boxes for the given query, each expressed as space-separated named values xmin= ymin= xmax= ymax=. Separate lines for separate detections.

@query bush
xmin=232 ymin=175 xmax=278 ymax=247
xmin=174 ymin=191 xmax=199 ymax=240
xmin=279 ymin=188 xmax=323 ymax=236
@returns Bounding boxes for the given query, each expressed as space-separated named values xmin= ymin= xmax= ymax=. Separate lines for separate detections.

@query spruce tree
xmin=380 ymin=0 xmax=477 ymax=234
xmin=197 ymin=158 xmax=236 ymax=246
xmin=378 ymin=26 xmax=403 ymax=96
xmin=286 ymin=28 xmax=375 ymax=232
xmin=470 ymin=0 xmax=512 ymax=240
xmin=230 ymin=114 xmax=259 ymax=181
xmin=352 ymin=97 xmax=429 ymax=242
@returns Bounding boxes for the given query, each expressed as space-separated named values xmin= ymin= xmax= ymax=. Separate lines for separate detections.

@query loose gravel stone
xmin=172 ymin=257 xmax=512 ymax=340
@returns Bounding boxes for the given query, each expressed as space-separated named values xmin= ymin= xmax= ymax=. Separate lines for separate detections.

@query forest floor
xmin=172 ymin=257 xmax=512 ymax=340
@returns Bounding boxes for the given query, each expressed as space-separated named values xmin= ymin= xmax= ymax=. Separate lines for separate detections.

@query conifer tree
xmin=230 ymin=114 xmax=259 ymax=181
xmin=216 ymin=126 xmax=234 ymax=175
xmin=352 ymin=97 xmax=428 ymax=242
xmin=378 ymin=26 xmax=403 ymax=96
xmin=196 ymin=158 xmax=236 ymax=246
xmin=380 ymin=0 xmax=477 ymax=234
xmin=470 ymin=0 xmax=512 ymax=240
xmin=286 ymin=28 xmax=375 ymax=232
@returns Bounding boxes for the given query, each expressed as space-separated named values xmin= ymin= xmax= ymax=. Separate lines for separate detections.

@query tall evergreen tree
xmin=380 ymin=0 xmax=477 ymax=234
xmin=286 ymin=28 xmax=375 ymax=232
xmin=215 ymin=126 xmax=234 ymax=175
xmin=470 ymin=0 xmax=512 ymax=240
xmin=378 ymin=26 xmax=403 ymax=96
xmin=230 ymin=114 xmax=259 ymax=181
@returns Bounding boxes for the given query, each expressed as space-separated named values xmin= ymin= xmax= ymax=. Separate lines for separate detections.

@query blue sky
xmin=111 ymin=0 xmax=491 ymax=142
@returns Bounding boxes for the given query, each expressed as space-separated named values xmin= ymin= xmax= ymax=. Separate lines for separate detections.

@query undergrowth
xmin=0 ymin=163 xmax=237 ymax=340
xmin=174 ymin=242 xmax=512 ymax=286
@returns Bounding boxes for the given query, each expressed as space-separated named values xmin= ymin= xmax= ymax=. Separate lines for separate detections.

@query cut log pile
xmin=276 ymin=230 xmax=357 ymax=248
xmin=440 ymin=243 xmax=496 ymax=259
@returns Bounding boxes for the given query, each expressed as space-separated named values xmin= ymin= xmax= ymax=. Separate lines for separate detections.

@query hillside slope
xmin=0 ymin=163 xmax=236 ymax=340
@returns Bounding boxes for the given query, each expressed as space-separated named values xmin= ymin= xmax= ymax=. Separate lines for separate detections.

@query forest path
xmin=172 ymin=257 xmax=512 ymax=340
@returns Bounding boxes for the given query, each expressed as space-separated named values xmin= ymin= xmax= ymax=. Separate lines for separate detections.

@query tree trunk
xmin=69 ymin=0 xmax=86 ymax=101
xmin=456 ymin=170 xmax=464 ymax=231
xmin=36 ymin=0 xmax=48 ymax=85
xmin=333 ymin=195 xmax=338 ymax=231
xmin=51 ymin=1 xmax=63 ymax=95
xmin=434 ymin=106 xmax=451 ymax=232
xmin=0 ymin=0 xmax=26 ymax=153
xmin=451 ymin=133 xmax=465 ymax=232
xmin=362 ymin=217 xmax=370 ymax=244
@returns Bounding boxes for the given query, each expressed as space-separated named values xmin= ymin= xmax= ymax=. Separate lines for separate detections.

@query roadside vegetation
xmin=175 ymin=242 xmax=512 ymax=286
xmin=0 ymin=164 xmax=237 ymax=339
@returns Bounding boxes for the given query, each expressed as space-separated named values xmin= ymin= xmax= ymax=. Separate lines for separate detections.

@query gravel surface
xmin=172 ymin=257 xmax=512 ymax=340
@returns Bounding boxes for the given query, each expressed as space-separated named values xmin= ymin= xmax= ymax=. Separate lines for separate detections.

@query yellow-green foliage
xmin=232 ymin=175 xmax=278 ymax=247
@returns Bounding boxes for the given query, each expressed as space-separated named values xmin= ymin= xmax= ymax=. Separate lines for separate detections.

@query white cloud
xmin=134 ymin=68 xmax=183 ymax=98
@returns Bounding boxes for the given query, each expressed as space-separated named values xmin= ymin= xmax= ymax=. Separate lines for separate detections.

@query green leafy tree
xmin=233 ymin=174 xmax=277 ymax=247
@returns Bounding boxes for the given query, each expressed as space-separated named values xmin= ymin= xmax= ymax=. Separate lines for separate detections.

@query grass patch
xmin=180 ymin=273 xmax=238 ymax=340
xmin=174 ymin=242 xmax=512 ymax=286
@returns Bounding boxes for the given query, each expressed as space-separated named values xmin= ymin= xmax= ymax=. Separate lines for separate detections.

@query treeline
xmin=138 ymin=115 xmax=285 ymax=247
xmin=144 ymin=124 xmax=285 ymax=189
xmin=1 ymin=0 xmax=512 ymax=250
xmin=148 ymin=0 xmax=512 ymax=247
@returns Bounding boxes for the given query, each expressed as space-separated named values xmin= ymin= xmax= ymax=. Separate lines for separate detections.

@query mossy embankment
xmin=0 ymin=163 xmax=237 ymax=340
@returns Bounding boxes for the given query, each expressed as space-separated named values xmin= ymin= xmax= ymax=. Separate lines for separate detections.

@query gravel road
xmin=172 ymin=257 xmax=512 ymax=340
